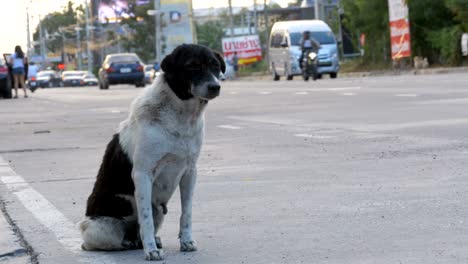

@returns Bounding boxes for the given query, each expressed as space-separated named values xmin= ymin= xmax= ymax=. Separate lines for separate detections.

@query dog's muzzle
xmin=194 ymin=82 xmax=220 ymax=100
xmin=207 ymin=83 xmax=220 ymax=97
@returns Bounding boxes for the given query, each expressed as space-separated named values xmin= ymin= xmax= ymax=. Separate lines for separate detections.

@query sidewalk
xmin=340 ymin=66 xmax=468 ymax=78
xmin=237 ymin=66 xmax=468 ymax=81
xmin=0 ymin=203 xmax=30 ymax=264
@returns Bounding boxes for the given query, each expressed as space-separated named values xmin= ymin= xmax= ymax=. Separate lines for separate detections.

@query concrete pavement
xmin=1 ymin=72 xmax=468 ymax=263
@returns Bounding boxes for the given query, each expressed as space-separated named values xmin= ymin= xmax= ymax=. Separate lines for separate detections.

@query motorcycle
xmin=301 ymin=49 xmax=318 ymax=81
xmin=27 ymin=76 xmax=38 ymax=92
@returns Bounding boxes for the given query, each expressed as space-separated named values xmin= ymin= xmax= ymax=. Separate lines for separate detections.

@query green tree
xmin=196 ymin=20 xmax=225 ymax=52
xmin=407 ymin=0 xmax=456 ymax=63
xmin=341 ymin=0 xmax=390 ymax=64
xmin=33 ymin=1 xmax=84 ymax=54
xmin=341 ymin=0 xmax=466 ymax=66
xmin=445 ymin=0 xmax=468 ymax=30
xmin=118 ymin=0 xmax=162 ymax=62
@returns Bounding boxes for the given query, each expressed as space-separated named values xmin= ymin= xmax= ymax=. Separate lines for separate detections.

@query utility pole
xmin=247 ymin=11 xmax=251 ymax=35
xmin=26 ymin=9 xmax=31 ymax=58
xmin=58 ymin=28 xmax=66 ymax=64
xmin=85 ymin=0 xmax=93 ymax=73
xmin=253 ymin=0 xmax=258 ymax=34
xmin=75 ymin=26 xmax=82 ymax=70
xmin=39 ymin=15 xmax=47 ymax=64
xmin=263 ymin=0 xmax=269 ymax=69
xmin=315 ymin=0 xmax=320 ymax=19
xmin=228 ymin=0 xmax=234 ymax=37
xmin=154 ymin=0 xmax=161 ymax=63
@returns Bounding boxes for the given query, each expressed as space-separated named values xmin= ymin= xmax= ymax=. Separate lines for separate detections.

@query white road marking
xmin=259 ymin=91 xmax=272 ymax=95
xmin=327 ymin=87 xmax=361 ymax=91
xmin=342 ymin=92 xmax=356 ymax=96
xmin=395 ymin=93 xmax=419 ymax=97
xmin=218 ymin=125 xmax=243 ymax=130
xmin=295 ymin=91 xmax=308 ymax=95
xmin=415 ymin=98 xmax=468 ymax=105
xmin=306 ymin=86 xmax=361 ymax=92
xmin=294 ymin=133 xmax=335 ymax=139
xmin=229 ymin=91 xmax=238 ymax=95
xmin=0 ymin=156 xmax=116 ymax=264
xmin=229 ymin=115 xmax=468 ymax=133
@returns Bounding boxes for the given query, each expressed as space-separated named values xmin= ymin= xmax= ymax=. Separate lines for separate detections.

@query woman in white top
xmin=9 ymin=45 xmax=28 ymax=98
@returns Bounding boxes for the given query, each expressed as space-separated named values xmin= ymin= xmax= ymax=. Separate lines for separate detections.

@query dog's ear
xmin=161 ymin=54 xmax=173 ymax=74
xmin=213 ymin=51 xmax=226 ymax=74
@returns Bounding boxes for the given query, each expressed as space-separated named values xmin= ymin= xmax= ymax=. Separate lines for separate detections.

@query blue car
xmin=98 ymin=53 xmax=145 ymax=89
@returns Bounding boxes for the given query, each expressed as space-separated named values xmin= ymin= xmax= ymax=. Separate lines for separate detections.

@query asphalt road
xmin=1 ymin=73 xmax=468 ymax=264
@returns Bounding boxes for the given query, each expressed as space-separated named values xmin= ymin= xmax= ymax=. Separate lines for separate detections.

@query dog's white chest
xmin=150 ymin=132 xmax=202 ymax=203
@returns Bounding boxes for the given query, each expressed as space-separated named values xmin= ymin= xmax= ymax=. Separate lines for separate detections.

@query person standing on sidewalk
xmin=9 ymin=45 xmax=28 ymax=98
xmin=232 ymin=52 xmax=239 ymax=78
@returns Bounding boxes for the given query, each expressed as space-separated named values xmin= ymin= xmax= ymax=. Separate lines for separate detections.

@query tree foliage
xmin=341 ymin=0 xmax=390 ymax=63
xmin=341 ymin=0 xmax=467 ymax=66
xmin=196 ymin=21 xmax=225 ymax=52
xmin=33 ymin=1 xmax=84 ymax=54
xmin=118 ymin=0 xmax=159 ymax=62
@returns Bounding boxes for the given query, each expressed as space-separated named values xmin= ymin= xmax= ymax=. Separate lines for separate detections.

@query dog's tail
xmin=78 ymin=217 xmax=127 ymax=251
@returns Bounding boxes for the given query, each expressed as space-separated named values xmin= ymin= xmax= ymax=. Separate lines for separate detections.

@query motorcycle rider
xmin=299 ymin=31 xmax=320 ymax=69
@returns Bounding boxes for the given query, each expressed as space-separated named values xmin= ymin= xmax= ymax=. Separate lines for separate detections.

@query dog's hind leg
xmin=121 ymin=221 xmax=142 ymax=249
xmin=152 ymin=204 xmax=166 ymax=249
xmin=79 ymin=217 xmax=127 ymax=251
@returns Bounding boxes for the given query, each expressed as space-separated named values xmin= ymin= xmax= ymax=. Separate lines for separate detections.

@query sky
xmin=0 ymin=0 xmax=294 ymax=55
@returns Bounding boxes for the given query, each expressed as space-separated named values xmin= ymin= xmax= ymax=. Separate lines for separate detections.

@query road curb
xmin=0 ymin=202 xmax=30 ymax=264
xmin=338 ymin=66 xmax=468 ymax=78
xmin=236 ymin=66 xmax=468 ymax=81
xmin=0 ymin=158 xmax=34 ymax=264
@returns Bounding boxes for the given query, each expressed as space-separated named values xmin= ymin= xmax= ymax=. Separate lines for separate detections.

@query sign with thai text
xmin=222 ymin=35 xmax=262 ymax=66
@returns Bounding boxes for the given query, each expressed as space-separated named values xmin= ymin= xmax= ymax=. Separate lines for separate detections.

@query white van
xmin=269 ymin=20 xmax=340 ymax=80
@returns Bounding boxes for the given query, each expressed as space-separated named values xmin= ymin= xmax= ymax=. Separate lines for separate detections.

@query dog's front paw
xmin=180 ymin=240 xmax=197 ymax=252
xmin=145 ymin=249 xmax=164 ymax=261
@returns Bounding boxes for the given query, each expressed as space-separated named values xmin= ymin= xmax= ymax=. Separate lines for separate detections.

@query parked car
xmin=144 ymin=65 xmax=155 ymax=84
xmin=62 ymin=70 xmax=86 ymax=87
xmin=36 ymin=70 xmax=63 ymax=88
xmin=82 ymin=72 xmax=98 ymax=86
xmin=98 ymin=53 xmax=145 ymax=89
xmin=269 ymin=20 xmax=340 ymax=81
xmin=0 ymin=58 xmax=11 ymax=98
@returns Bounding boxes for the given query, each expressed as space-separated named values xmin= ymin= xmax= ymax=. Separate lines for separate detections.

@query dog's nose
xmin=207 ymin=83 xmax=220 ymax=93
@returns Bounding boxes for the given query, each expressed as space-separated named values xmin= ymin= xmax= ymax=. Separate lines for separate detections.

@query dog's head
xmin=161 ymin=44 xmax=226 ymax=101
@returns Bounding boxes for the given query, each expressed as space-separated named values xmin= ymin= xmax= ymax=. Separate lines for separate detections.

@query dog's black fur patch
xmin=161 ymin=44 xmax=226 ymax=100
xmin=85 ymin=134 xmax=135 ymax=219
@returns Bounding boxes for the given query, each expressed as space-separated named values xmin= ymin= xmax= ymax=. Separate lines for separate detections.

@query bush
xmin=428 ymin=25 xmax=464 ymax=66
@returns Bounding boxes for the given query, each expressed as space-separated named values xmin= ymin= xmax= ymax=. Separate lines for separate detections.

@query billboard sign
xmin=98 ymin=0 xmax=135 ymax=23
xmin=160 ymin=0 xmax=196 ymax=58
xmin=222 ymin=35 xmax=262 ymax=66
xmin=388 ymin=0 xmax=411 ymax=59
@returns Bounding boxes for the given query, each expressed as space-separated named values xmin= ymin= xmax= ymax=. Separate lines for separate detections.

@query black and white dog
xmin=79 ymin=44 xmax=225 ymax=261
